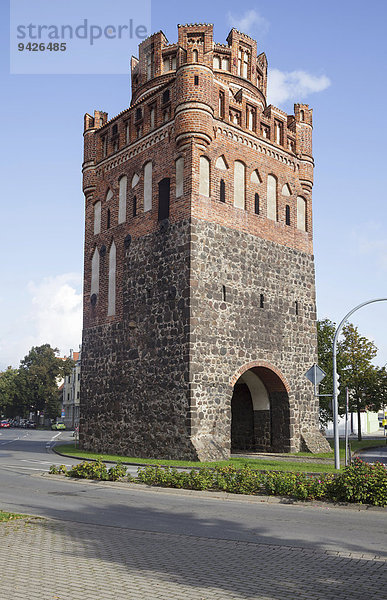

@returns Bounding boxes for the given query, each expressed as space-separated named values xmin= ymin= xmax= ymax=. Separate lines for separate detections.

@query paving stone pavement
xmin=0 ymin=517 xmax=386 ymax=600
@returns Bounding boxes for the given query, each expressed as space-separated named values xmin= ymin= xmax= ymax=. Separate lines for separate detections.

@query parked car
xmin=26 ymin=421 xmax=36 ymax=429
xmin=0 ymin=420 xmax=10 ymax=428
xmin=51 ymin=422 xmax=66 ymax=430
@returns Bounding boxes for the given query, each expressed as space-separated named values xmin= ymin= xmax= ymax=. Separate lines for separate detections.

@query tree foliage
xmin=317 ymin=319 xmax=386 ymax=439
xmin=1 ymin=345 xmax=74 ymax=420
xmin=0 ymin=367 xmax=19 ymax=416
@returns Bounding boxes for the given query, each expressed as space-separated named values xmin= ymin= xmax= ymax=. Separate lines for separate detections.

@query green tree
xmin=18 ymin=345 xmax=74 ymax=420
xmin=316 ymin=319 xmax=348 ymax=426
xmin=341 ymin=323 xmax=380 ymax=441
xmin=0 ymin=367 xmax=19 ymax=416
xmin=317 ymin=320 xmax=386 ymax=440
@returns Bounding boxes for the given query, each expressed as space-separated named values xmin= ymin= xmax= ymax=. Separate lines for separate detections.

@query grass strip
xmin=0 ymin=511 xmax=26 ymax=523
xmin=54 ymin=443 xmax=339 ymax=473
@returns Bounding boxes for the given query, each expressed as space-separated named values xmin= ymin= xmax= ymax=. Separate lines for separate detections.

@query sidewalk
xmin=0 ymin=515 xmax=385 ymax=600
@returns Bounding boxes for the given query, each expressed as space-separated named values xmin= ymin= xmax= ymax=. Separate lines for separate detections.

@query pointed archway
xmin=231 ymin=363 xmax=291 ymax=452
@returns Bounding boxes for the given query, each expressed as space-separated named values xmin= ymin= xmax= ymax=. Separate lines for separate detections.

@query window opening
xmin=285 ymin=205 xmax=290 ymax=225
xmin=158 ymin=178 xmax=170 ymax=221
xmin=220 ymin=179 xmax=225 ymax=202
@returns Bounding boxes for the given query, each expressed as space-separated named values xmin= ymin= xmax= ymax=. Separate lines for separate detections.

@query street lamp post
xmin=332 ymin=298 xmax=387 ymax=470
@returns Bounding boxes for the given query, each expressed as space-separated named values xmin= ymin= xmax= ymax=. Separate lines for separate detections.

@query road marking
xmin=51 ymin=432 xmax=62 ymax=441
xmin=0 ymin=438 xmax=20 ymax=446
xmin=21 ymin=459 xmax=57 ymax=464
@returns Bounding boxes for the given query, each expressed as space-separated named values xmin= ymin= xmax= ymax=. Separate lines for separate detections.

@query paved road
xmin=358 ymin=443 xmax=387 ymax=465
xmin=0 ymin=430 xmax=386 ymax=599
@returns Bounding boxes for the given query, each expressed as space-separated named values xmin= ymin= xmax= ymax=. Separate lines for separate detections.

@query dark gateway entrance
xmin=231 ymin=366 xmax=291 ymax=453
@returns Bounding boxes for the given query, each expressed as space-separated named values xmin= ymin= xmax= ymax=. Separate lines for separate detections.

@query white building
xmin=62 ymin=349 xmax=81 ymax=429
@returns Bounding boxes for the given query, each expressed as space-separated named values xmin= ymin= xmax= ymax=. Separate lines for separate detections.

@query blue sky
xmin=1 ymin=0 xmax=386 ymax=369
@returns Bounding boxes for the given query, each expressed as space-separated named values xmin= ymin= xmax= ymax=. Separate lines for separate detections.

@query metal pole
xmin=332 ymin=298 xmax=387 ymax=470
xmin=345 ymin=388 xmax=349 ymax=467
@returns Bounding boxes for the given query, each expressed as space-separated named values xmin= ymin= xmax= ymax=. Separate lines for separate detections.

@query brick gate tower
xmin=80 ymin=23 xmax=330 ymax=460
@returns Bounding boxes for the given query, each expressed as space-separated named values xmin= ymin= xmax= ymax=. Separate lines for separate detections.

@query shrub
xmin=66 ymin=458 xmax=109 ymax=480
xmin=136 ymin=461 xmax=387 ymax=506
xmin=327 ymin=458 xmax=387 ymax=506
xmin=108 ymin=462 xmax=129 ymax=481
xmin=49 ymin=464 xmax=68 ymax=475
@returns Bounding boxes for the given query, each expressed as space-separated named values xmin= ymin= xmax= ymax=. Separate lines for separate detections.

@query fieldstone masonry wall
xmin=81 ymin=220 xmax=198 ymax=460
xmin=188 ymin=218 xmax=322 ymax=459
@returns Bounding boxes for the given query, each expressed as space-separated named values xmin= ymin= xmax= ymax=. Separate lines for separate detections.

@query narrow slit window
xmin=260 ymin=294 xmax=264 ymax=309
xmin=295 ymin=301 xmax=299 ymax=316
xmin=133 ymin=196 xmax=137 ymax=217
xmin=285 ymin=205 xmax=290 ymax=225
xmin=158 ymin=178 xmax=170 ymax=221
xmin=107 ymin=208 xmax=111 ymax=229
xmin=222 ymin=285 xmax=226 ymax=302
xmin=220 ymin=179 xmax=226 ymax=202
xmin=254 ymin=193 xmax=260 ymax=215
xmin=193 ymin=49 xmax=198 ymax=62
xmin=194 ymin=75 xmax=199 ymax=86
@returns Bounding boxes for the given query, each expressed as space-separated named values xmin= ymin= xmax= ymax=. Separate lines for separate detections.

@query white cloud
xmin=227 ymin=9 xmax=269 ymax=36
xmin=0 ymin=273 xmax=82 ymax=367
xmin=267 ymin=69 xmax=331 ymax=106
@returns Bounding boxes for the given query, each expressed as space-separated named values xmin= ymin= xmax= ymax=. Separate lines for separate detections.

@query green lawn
xmin=54 ymin=441 xmax=383 ymax=473
xmin=0 ymin=511 xmax=26 ymax=523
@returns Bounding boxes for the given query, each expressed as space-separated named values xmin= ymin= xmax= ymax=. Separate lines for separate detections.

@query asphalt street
xmin=358 ymin=442 xmax=387 ymax=465
xmin=0 ymin=429 xmax=386 ymax=599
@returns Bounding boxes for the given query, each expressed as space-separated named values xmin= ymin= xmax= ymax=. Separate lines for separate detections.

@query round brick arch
xmin=230 ymin=361 xmax=290 ymax=395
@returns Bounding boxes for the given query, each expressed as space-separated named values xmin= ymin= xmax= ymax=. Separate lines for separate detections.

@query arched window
xmin=107 ymin=242 xmax=116 ymax=316
xmin=220 ymin=179 xmax=226 ymax=202
xmin=234 ymin=161 xmax=245 ymax=209
xmin=149 ymin=105 xmax=155 ymax=129
xmin=213 ymin=56 xmax=221 ymax=69
xmin=282 ymin=184 xmax=291 ymax=196
xmin=131 ymin=173 xmax=139 ymax=188
xmin=144 ymin=161 xmax=152 ymax=212
xmin=267 ymin=175 xmax=277 ymax=221
xmin=300 ymin=109 xmax=304 ymax=121
xmin=254 ymin=194 xmax=260 ymax=215
xmin=250 ymin=170 xmax=261 ymax=184
xmin=221 ymin=57 xmax=230 ymax=71
xmin=107 ymin=208 xmax=111 ymax=229
xmin=285 ymin=205 xmax=290 ymax=226
xmin=193 ymin=49 xmax=198 ymax=62
xmin=106 ymin=189 xmax=113 ymax=202
xmin=118 ymin=176 xmax=127 ymax=224
xmin=175 ymin=157 xmax=184 ymax=198
xmin=91 ymin=247 xmax=100 ymax=298
xmin=297 ymin=196 xmax=307 ymax=231
xmin=243 ymin=51 xmax=249 ymax=78
xmin=93 ymin=201 xmax=101 ymax=235
xmin=199 ymin=156 xmax=210 ymax=197
xmin=215 ymin=155 xmax=227 ymax=170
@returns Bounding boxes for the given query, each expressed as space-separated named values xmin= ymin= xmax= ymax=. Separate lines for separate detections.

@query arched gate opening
xmin=231 ymin=366 xmax=291 ymax=453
